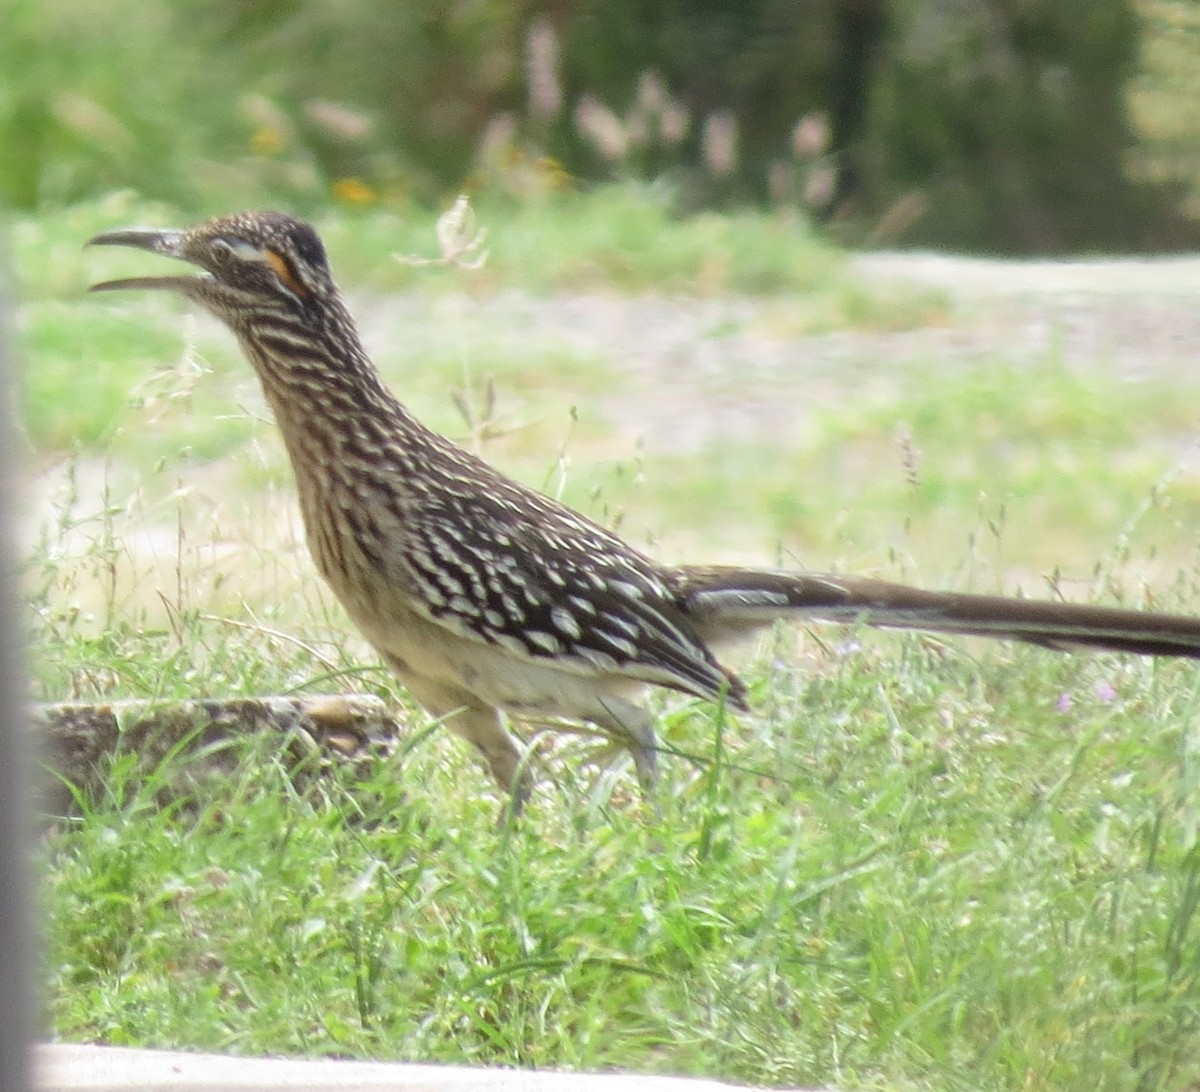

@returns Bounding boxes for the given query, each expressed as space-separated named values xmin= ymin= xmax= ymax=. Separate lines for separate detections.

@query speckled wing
xmin=365 ymin=455 xmax=743 ymax=705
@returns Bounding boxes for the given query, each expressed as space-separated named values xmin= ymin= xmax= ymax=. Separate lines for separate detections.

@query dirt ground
xmin=347 ymin=252 xmax=1200 ymax=459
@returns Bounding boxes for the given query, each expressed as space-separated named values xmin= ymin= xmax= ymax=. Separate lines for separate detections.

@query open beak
xmin=86 ymin=227 xmax=199 ymax=293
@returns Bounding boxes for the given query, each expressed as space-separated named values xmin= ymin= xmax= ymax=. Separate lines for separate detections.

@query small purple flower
xmin=1094 ymin=680 xmax=1117 ymax=703
xmin=1057 ymin=692 xmax=1073 ymax=714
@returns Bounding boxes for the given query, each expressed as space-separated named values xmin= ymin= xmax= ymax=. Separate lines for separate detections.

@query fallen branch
xmin=33 ymin=694 xmax=402 ymax=815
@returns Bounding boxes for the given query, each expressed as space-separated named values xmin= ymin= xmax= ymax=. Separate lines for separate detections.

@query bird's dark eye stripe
xmin=210 ymin=235 xmax=304 ymax=293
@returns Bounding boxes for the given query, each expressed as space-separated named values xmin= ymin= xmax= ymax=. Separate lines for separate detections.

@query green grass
xmin=38 ymin=634 xmax=1200 ymax=1089
xmin=22 ymin=193 xmax=1200 ymax=1090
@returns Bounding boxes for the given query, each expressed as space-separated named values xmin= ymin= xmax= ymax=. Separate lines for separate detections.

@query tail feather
xmin=673 ymin=566 xmax=1200 ymax=659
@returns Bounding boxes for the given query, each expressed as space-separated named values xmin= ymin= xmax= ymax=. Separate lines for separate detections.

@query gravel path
xmin=351 ymin=253 xmax=1200 ymax=457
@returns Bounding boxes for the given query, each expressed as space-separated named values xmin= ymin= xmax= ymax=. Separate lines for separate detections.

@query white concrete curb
xmin=34 ymin=1044 xmax=815 ymax=1092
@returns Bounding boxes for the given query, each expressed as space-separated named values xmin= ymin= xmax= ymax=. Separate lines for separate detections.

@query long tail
xmin=673 ymin=566 xmax=1200 ymax=659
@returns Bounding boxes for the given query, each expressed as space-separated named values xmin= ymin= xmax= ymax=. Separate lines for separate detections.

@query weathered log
xmin=33 ymin=694 xmax=402 ymax=815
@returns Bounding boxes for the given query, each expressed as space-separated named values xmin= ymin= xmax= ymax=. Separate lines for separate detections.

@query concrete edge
xmin=34 ymin=1044 xmax=818 ymax=1092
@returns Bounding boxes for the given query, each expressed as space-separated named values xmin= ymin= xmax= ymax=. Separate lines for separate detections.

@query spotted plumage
xmin=89 ymin=211 xmax=1200 ymax=810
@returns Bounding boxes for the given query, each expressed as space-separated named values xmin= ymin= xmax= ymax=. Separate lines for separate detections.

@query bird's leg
xmin=594 ymin=697 xmax=660 ymax=793
xmin=394 ymin=670 xmax=532 ymax=810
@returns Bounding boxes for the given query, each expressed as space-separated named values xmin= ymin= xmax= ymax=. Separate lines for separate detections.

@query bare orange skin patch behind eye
xmin=265 ymin=249 xmax=307 ymax=296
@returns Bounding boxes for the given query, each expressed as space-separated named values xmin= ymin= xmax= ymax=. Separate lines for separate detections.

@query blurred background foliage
xmin=2 ymin=0 xmax=1198 ymax=253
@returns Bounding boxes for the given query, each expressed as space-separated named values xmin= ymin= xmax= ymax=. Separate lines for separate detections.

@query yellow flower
xmin=250 ymin=126 xmax=284 ymax=156
xmin=332 ymin=178 xmax=376 ymax=205
xmin=535 ymin=156 xmax=572 ymax=191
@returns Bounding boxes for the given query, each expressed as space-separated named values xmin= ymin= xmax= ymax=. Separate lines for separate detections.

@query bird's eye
xmin=209 ymin=238 xmax=236 ymax=263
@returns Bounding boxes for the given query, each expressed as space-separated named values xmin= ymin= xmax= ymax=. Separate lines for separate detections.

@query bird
xmin=87 ymin=210 xmax=1200 ymax=808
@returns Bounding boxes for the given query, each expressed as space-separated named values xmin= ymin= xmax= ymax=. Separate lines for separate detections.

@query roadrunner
xmin=89 ymin=211 xmax=1200 ymax=805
